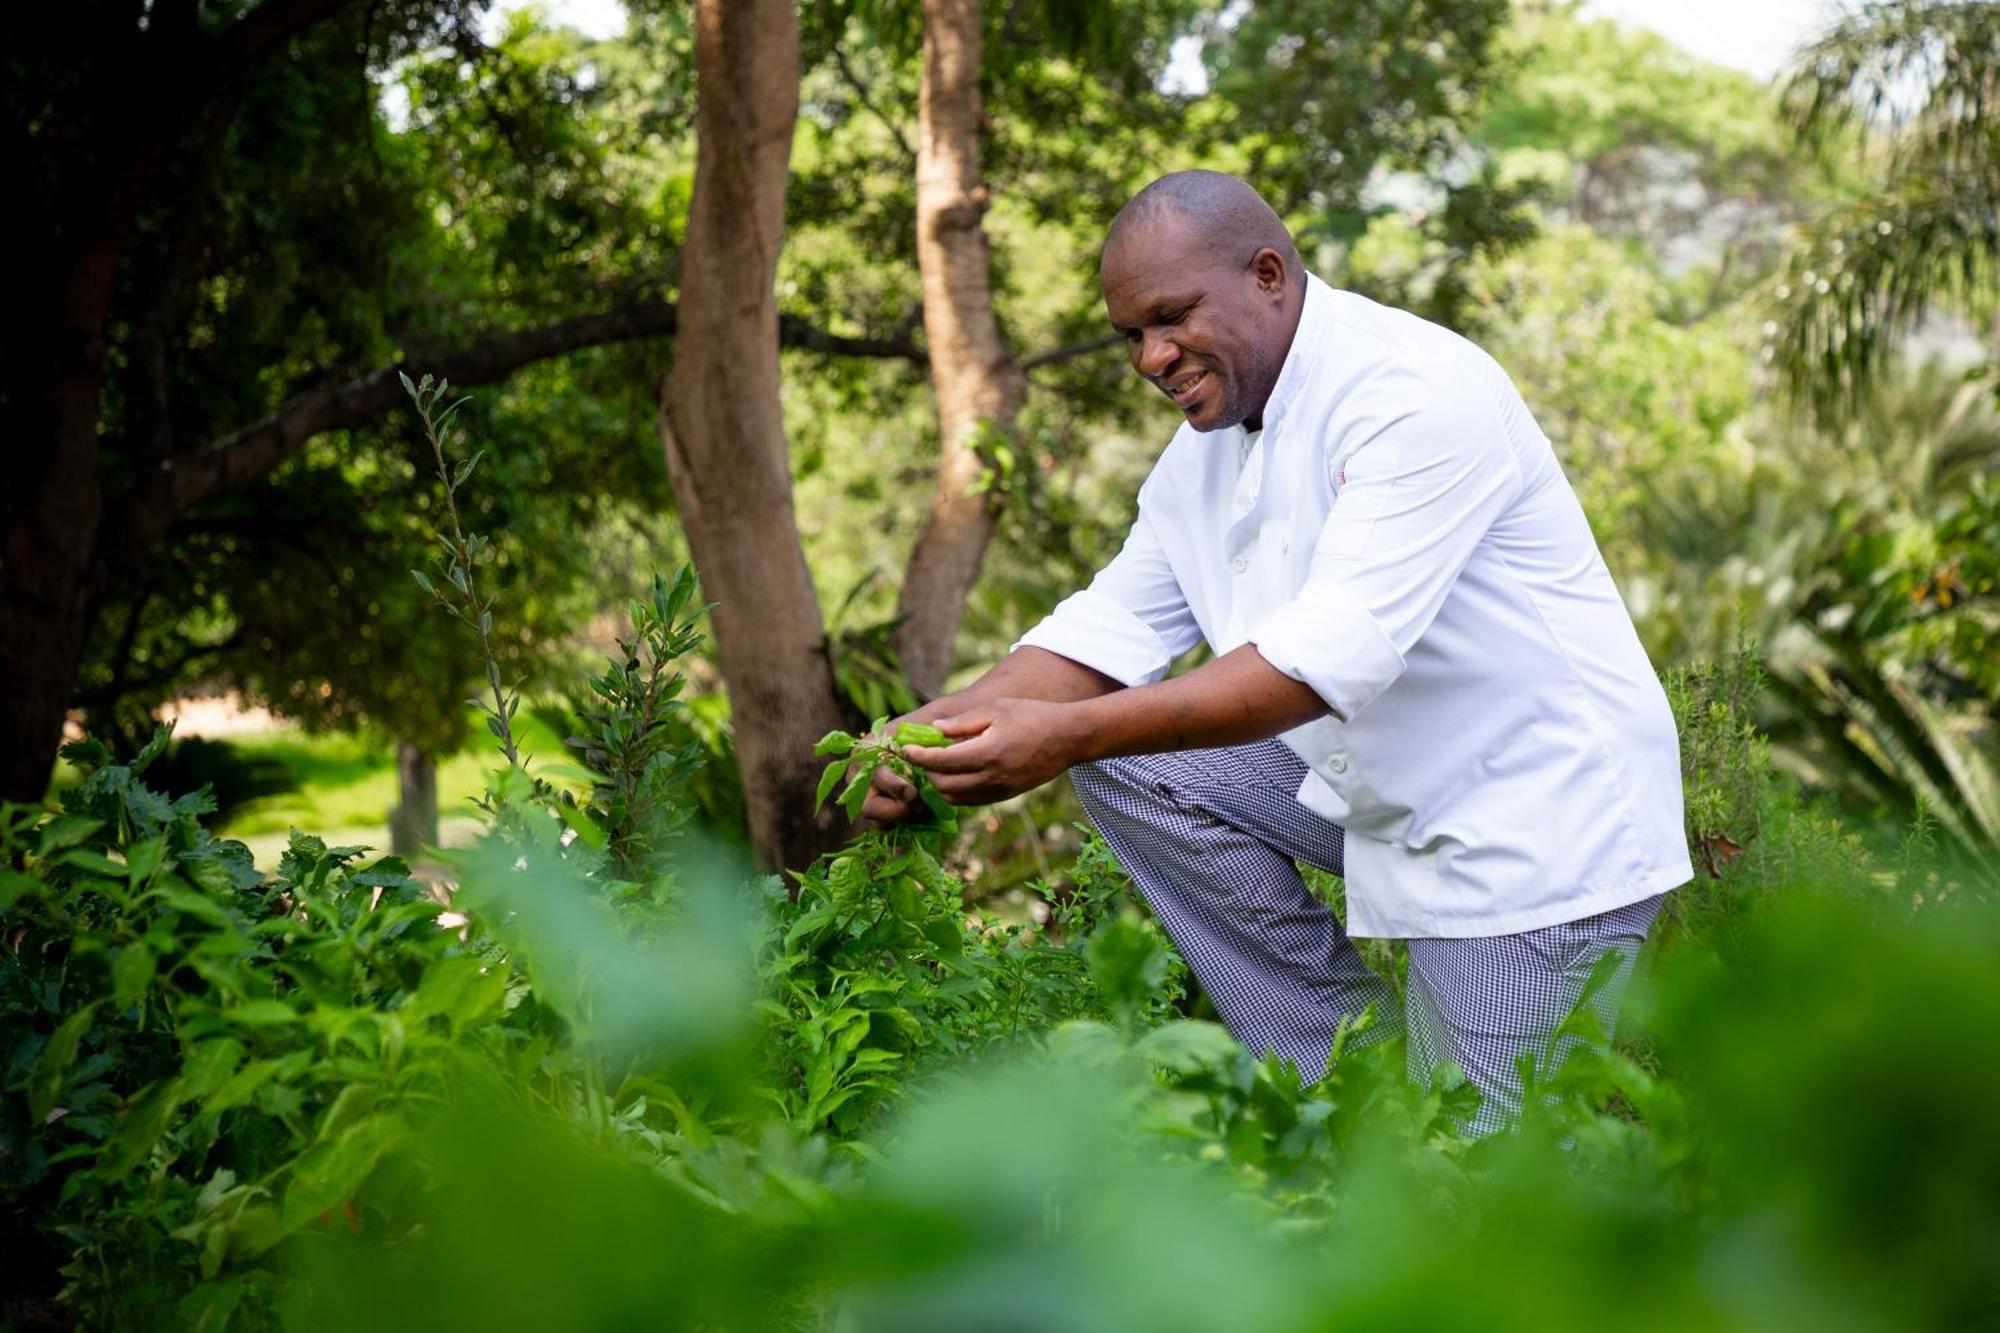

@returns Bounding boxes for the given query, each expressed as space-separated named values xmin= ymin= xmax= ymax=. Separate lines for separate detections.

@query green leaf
xmin=202 ymin=1058 xmax=282 ymax=1115
xmin=60 ymin=848 xmax=128 ymax=877
xmin=0 ymin=869 xmax=43 ymax=913
xmin=125 ymin=836 xmax=167 ymax=887
xmin=104 ymin=1077 xmax=183 ymax=1176
xmin=1086 ymin=908 xmax=1170 ymax=1018
xmin=36 ymin=816 xmax=101 ymax=857
xmin=447 ymin=968 xmax=509 ymax=1033
xmin=1134 ymin=1021 xmax=1244 ymax=1075
xmin=180 ymin=1277 xmax=249 ymax=1332
xmin=559 ymin=802 xmax=606 ymax=850
xmin=111 ymin=943 xmax=157 ymax=1008
xmin=315 ymin=1083 xmax=384 ymax=1144
xmin=919 ymin=785 xmax=959 ymax=833
xmin=29 ymin=1003 xmax=98 ymax=1122
xmin=839 ymin=770 xmax=872 ymax=819
xmin=919 ymin=914 xmax=965 ymax=957
xmin=222 ymin=1000 xmax=300 ymax=1027
xmin=666 ymin=566 xmax=697 ymax=620
xmin=180 ymin=1039 xmax=246 ymax=1102
xmin=156 ymin=885 xmax=232 ymax=927
xmin=813 ymin=731 xmax=857 ymax=757
xmin=132 ymin=726 xmax=173 ymax=775
xmin=56 ymin=739 xmax=110 ymax=771
xmin=816 ymin=761 xmax=848 ymax=811
xmin=275 ymin=1115 xmax=407 ymax=1241
xmin=452 ymin=449 xmax=486 ymax=490
xmin=215 ymin=1204 xmax=284 ymax=1270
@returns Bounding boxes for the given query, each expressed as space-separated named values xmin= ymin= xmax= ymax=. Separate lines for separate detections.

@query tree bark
xmin=389 ymin=742 xmax=440 ymax=858
xmin=0 ymin=315 xmax=110 ymax=803
xmin=658 ymin=0 xmax=849 ymax=872
xmin=892 ymin=0 xmax=1030 ymax=699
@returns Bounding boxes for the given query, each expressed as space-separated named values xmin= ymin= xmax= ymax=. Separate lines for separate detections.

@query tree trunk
xmin=389 ymin=742 xmax=439 ymax=858
xmin=0 ymin=164 xmax=137 ymax=801
xmin=0 ymin=302 xmax=109 ymax=802
xmin=658 ymin=0 xmax=849 ymax=872
xmin=892 ymin=0 xmax=1030 ymax=699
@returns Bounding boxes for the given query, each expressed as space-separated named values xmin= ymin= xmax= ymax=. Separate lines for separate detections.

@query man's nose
xmin=1134 ymin=329 xmax=1180 ymax=378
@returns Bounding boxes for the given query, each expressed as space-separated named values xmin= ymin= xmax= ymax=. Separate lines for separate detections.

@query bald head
xmin=1105 ymin=171 xmax=1302 ymax=283
xmin=1099 ymin=171 xmax=1306 ymax=433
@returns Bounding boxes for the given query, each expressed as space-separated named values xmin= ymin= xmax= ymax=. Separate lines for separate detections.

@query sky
xmin=489 ymin=0 xmax=1844 ymax=85
xmin=1579 ymin=0 xmax=1840 ymax=82
xmin=482 ymin=0 xmax=624 ymax=42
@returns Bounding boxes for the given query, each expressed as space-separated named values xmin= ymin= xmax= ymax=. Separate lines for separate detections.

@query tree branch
xmin=72 ymin=631 xmax=246 ymax=713
xmin=777 ymin=309 xmax=929 ymax=364
xmin=104 ymin=297 xmax=927 ymax=576
xmin=832 ymin=43 xmax=917 ymax=166
xmin=1021 ymin=331 xmax=1122 ymax=371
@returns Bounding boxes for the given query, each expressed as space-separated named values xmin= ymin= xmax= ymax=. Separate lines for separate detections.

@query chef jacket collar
xmin=1254 ymin=272 xmax=1335 ymax=444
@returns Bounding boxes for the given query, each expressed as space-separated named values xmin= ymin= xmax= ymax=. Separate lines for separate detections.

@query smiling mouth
xmin=1163 ymin=369 xmax=1209 ymax=410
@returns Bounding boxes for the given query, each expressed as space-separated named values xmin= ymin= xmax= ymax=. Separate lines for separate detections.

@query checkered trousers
xmin=1070 ymin=739 xmax=1664 ymax=1136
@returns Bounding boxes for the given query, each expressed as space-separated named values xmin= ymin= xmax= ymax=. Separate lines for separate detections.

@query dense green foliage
xmin=6 ymin=613 xmax=1995 ymax=1329
xmin=0 ymin=736 xmax=499 ymax=1328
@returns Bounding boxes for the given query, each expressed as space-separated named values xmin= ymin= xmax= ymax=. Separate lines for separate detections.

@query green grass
xmin=215 ymin=710 xmax=579 ymax=860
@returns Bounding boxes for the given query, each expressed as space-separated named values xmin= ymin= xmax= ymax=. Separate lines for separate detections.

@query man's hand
xmin=900 ymin=698 xmax=1078 ymax=806
xmin=854 ymin=649 xmax=1126 ymax=825
xmin=858 ymin=705 xmax=952 ymax=825
xmin=859 ymin=747 xmax=923 ymax=825
xmin=853 ymin=645 xmax=1322 ymax=822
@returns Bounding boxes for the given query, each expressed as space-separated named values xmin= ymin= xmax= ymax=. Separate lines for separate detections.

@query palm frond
xmin=1783 ymin=0 xmax=2000 ymax=177
xmin=1772 ymin=170 xmax=1999 ymax=420
xmin=1884 ymin=665 xmax=2000 ymax=850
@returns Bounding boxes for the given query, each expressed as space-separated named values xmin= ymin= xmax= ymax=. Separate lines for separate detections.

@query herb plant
xmin=812 ymin=720 xmax=958 ymax=833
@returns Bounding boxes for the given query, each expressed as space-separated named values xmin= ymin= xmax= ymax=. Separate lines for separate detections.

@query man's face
xmin=1100 ymin=214 xmax=1290 ymax=433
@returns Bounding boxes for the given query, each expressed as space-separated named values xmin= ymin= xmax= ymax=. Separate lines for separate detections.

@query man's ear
xmin=1250 ymin=246 xmax=1288 ymax=296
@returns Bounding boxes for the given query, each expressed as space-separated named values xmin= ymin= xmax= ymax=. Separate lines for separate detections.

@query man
xmin=866 ymin=170 xmax=1692 ymax=1133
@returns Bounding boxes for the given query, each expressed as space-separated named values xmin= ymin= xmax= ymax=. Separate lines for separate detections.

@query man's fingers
xmin=902 ymin=736 xmax=991 ymax=774
xmin=861 ymin=790 xmax=915 ymax=823
xmin=869 ymin=764 xmax=917 ymax=802
xmin=930 ymin=772 xmax=995 ymax=804
xmin=932 ymin=711 xmax=992 ymax=740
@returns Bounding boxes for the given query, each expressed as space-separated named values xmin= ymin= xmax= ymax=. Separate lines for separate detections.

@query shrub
xmin=0 ymin=731 xmax=527 ymax=1328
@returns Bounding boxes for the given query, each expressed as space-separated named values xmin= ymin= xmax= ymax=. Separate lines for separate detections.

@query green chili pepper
xmin=894 ymin=722 xmax=950 ymax=748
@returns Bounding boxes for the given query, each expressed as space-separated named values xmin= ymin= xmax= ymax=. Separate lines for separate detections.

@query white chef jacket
xmin=1017 ymin=275 xmax=1692 ymax=938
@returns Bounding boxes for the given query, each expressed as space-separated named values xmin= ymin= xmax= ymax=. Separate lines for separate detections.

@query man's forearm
xmin=1064 ymin=644 xmax=1326 ymax=763
xmin=915 ymin=646 xmax=1126 ymax=719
